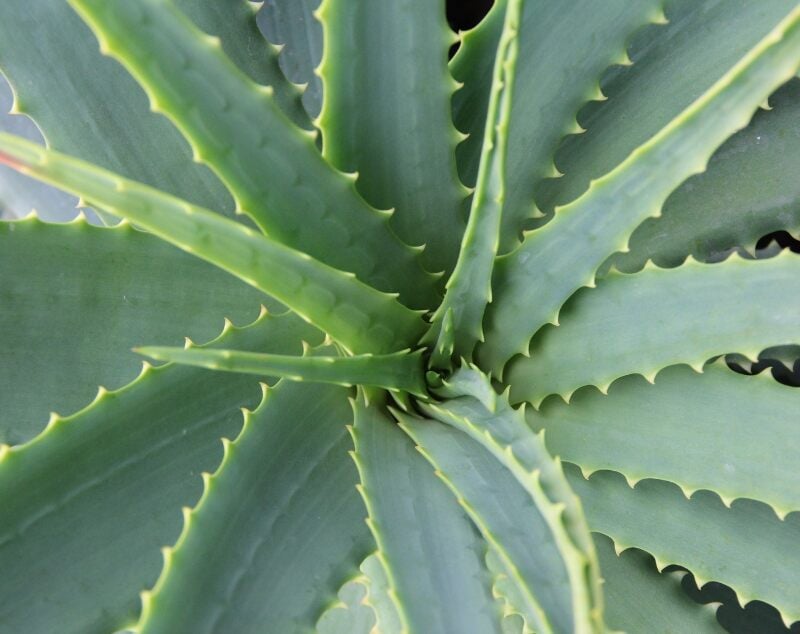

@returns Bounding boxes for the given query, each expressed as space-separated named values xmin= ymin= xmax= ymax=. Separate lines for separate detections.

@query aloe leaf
xmin=453 ymin=0 xmax=664 ymax=251
xmin=400 ymin=411 xmax=600 ymax=634
xmin=426 ymin=0 xmax=520 ymax=368
xmin=360 ymin=553 xmax=404 ymax=632
xmin=316 ymin=574 xmax=375 ymax=634
xmin=0 ymin=311 xmax=319 ymax=634
xmin=138 ymin=373 xmax=371 ymax=633
xmin=350 ymin=396 xmax=501 ymax=634
xmin=566 ymin=466 xmax=800 ymax=627
xmin=136 ymin=347 xmax=427 ymax=396
xmin=507 ymin=253 xmax=800 ymax=405
xmin=0 ymin=133 xmax=425 ymax=354
xmin=0 ymin=78 xmax=77 ymax=221
xmin=257 ymin=0 xmax=324 ymax=119
xmin=450 ymin=0 xmax=507 ymax=188
xmin=539 ymin=0 xmax=800 ymax=214
xmin=0 ymin=215 xmax=271 ymax=444
xmin=595 ymin=535 xmax=724 ymax=633
xmin=68 ymin=0 xmax=437 ymax=308
xmin=606 ymin=77 xmax=800 ymax=273
xmin=318 ymin=0 xmax=467 ymax=275
xmin=479 ymin=6 xmax=800 ymax=374
xmin=0 ymin=0 xmax=246 ymax=219
xmin=174 ymin=0 xmax=310 ymax=130
xmin=408 ymin=368 xmax=604 ymax=633
xmin=528 ymin=362 xmax=800 ymax=518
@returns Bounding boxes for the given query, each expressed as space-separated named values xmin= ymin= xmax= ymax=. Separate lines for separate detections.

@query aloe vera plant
xmin=1 ymin=0 xmax=800 ymax=632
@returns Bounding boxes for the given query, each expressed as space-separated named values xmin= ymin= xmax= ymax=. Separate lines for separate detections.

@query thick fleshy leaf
xmin=136 ymin=347 xmax=427 ymax=396
xmin=351 ymin=396 xmax=501 ymax=634
xmin=0 ymin=77 xmax=77 ymax=221
xmin=528 ymin=362 xmax=800 ymax=517
xmin=505 ymin=0 xmax=663 ymax=251
xmin=507 ymin=253 xmax=800 ymax=405
xmin=316 ymin=574 xmax=375 ymax=634
xmin=0 ymin=312 xmax=320 ymax=634
xmin=318 ymin=0 xmax=467 ymax=275
xmin=567 ymin=466 xmax=800 ymax=627
xmin=0 ymin=0 xmax=235 ymax=217
xmin=68 ymin=0 xmax=438 ymax=308
xmin=360 ymin=553 xmax=404 ymax=632
xmin=406 ymin=369 xmax=604 ymax=633
xmin=138 ymin=376 xmax=371 ymax=633
xmin=257 ymin=0 xmax=324 ymax=119
xmin=479 ymin=6 xmax=800 ymax=374
xmin=595 ymin=535 xmax=724 ymax=633
xmin=174 ymin=0 xmax=310 ymax=130
xmin=607 ymin=77 xmax=800 ymax=273
xmin=539 ymin=0 xmax=800 ymax=214
xmin=401 ymin=412 xmax=600 ymax=634
xmin=0 ymin=216 xmax=268 ymax=444
xmin=450 ymin=0 xmax=507 ymax=187
xmin=426 ymin=0 xmax=520 ymax=367
xmin=0 ymin=133 xmax=426 ymax=355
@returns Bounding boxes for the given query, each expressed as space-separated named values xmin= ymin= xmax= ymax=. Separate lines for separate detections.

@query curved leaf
xmin=479 ymin=5 xmax=800 ymax=374
xmin=138 ymin=376 xmax=371 ymax=633
xmin=318 ymin=0 xmax=467 ymax=275
xmin=0 ymin=216 xmax=267 ymax=444
xmin=595 ymin=535 xmax=724 ymax=634
xmin=567 ymin=466 xmax=800 ymax=627
xmin=539 ymin=0 xmax=800 ymax=214
xmin=0 ymin=133 xmax=426 ymax=354
xmin=507 ymin=253 xmax=800 ymax=405
xmin=426 ymin=0 xmax=520 ymax=367
xmin=257 ymin=0 xmax=324 ymax=119
xmin=351 ymin=396 xmax=501 ymax=634
xmin=607 ymin=78 xmax=800 ymax=273
xmin=174 ymin=0 xmax=310 ymax=130
xmin=0 ymin=0 xmax=235 ymax=218
xmin=528 ymin=362 xmax=800 ymax=517
xmin=68 ymin=0 xmax=438 ymax=308
xmin=136 ymin=347 xmax=427 ymax=396
xmin=407 ymin=368 xmax=604 ymax=633
xmin=0 ymin=312 xmax=319 ymax=634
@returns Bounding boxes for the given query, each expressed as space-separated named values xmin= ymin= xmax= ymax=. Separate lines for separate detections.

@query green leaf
xmin=566 ymin=466 xmax=800 ymax=627
xmin=360 ymin=553 xmax=404 ymax=633
xmin=138 ymin=373 xmax=371 ymax=633
xmin=528 ymin=362 xmax=800 ymax=518
xmin=450 ymin=0 xmax=507 ymax=188
xmin=401 ymin=411 xmax=599 ymax=634
xmin=0 ymin=133 xmax=426 ymax=354
xmin=68 ymin=0 xmax=438 ymax=308
xmin=507 ymin=253 xmax=800 ymax=405
xmin=538 ymin=0 xmax=800 ymax=214
xmin=136 ymin=347 xmax=427 ymax=396
xmin=0 ymin=215 xmax=270 ymax=444
xmin=0 ymin=0 xmax=236 ymax=218
xmin=498 ymin=0 xmax=664 ymax=251
xmin=479 ymin=6 xmax=800 ymax=374
xmin=451 ymin=0 xmax=663 ymax=225
xmin=425 ymin=0 xmax=520 ymax=368
xmin=0 ymin=79 xmax=77 ymax=221
xmin=595 ymin=535 xmax=724 ymax=634
xmin=606 ymin=77 xmax=800 ymax=273
xmin=0 ymin=311 xmax=320 ymax=634
xmin=407 ymin=368 xmax=604 ymax=633
xmin=257 ymin=0 xmax=324 ymax=119
xmin=316 ymin=573 xmax=375 ymax=634
xmin=350 ymin=395 xmax=501 ymax=634
xmin=173 ymin=0 xmax=311 ymax=130
xmin=318 ymin=0 xmax=467 ymax=275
